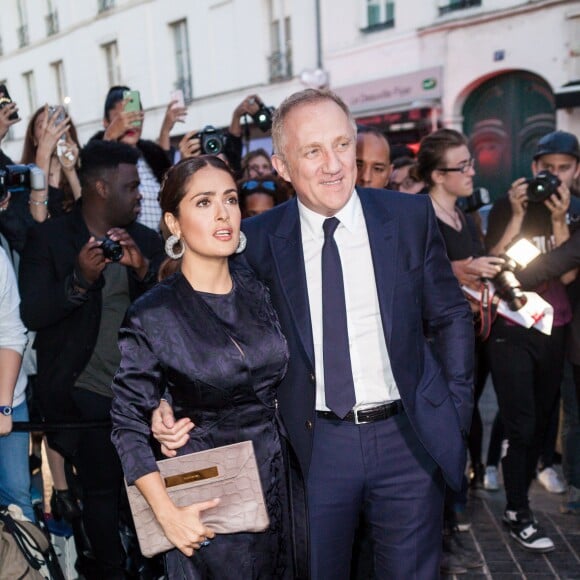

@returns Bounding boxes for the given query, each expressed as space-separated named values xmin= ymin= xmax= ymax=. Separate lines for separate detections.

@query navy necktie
xmin=322 ymin=217 xmax=356 ymax=418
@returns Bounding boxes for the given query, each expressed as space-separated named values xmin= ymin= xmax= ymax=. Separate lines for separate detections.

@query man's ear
xmin=95 ymin=178 xmax=108 ymax=199
xmin=272 ymin=154 xmax=291 ymax=183
xmin=431 ymin=168 xmax=445 ymax=186
xmin=531 ymin=160 xmax=538 ymax=176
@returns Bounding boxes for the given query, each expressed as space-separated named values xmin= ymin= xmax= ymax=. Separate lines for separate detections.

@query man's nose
xmin=361 ymin=164 xmax=373 ymax=184
xmin=323 ymin=150 xmax=341 ymax=173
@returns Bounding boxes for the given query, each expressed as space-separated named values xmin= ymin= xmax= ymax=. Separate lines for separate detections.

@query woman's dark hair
xmin=21 ymin=106 xmax=81 ymax=165
xmin=103 ymin=85 xmax=130 ymax=121
xmin=21 ymin=106 xmax=82 ymax=211
xmin=416 ymin=129 xmax=468 ymax=188
xmin=241 ymin=148 xmax=272 ymax=176
xmin=392 ymin=156 xmax=416 ymax=170
xmin=160 ymin=155 xmax=234 ymax=217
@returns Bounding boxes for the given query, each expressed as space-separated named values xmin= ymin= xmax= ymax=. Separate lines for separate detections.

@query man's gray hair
xmin=271 ymin=89 xmax=357 ymax=159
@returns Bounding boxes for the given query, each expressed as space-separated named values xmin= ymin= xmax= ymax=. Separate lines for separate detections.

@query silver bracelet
xmin=29 ymin=199 xmax=48 ymax=206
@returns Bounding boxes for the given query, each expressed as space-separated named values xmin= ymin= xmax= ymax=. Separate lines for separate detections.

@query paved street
xmin=444 ymin=382 xmax=580 ymax=579
xmin=445 ymin=484 xmax=580 ymax=579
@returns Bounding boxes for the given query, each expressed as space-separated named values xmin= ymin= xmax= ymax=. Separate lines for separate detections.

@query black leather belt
xmin=316 ymin=400 xmax=403 ymax=424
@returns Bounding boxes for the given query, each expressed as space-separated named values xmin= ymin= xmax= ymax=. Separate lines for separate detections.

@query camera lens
xmin=203 ymin=136 xmax=223 ymax=155
xmin=252 ymin=105 xmax=273 ymax=132
xmin=526 ymin=170 xmax=561 ymax=203
xmin=493 ymin=268 xmax=527 ymax=311
xmin=101 ymin=236 xmax=124 ymax=262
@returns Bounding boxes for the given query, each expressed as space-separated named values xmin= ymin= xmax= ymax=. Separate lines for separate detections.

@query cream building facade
xmin=1 ymin=0 xmax=579 ymax=195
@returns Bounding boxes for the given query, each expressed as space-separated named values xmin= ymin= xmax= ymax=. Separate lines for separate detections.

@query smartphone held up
xmin=170 ymin=89 xmax=187 ymax=122
xmin=0 ymin=85 xmax=19 ymax=121
xmin=123 ymin=90 xmax=142 ymax=127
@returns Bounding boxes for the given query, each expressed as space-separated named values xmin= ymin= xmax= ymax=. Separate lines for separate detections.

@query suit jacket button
xmin=305 ymin=420 xmax=313 ymax=430
xmin=309 ymin=373 xmax=315 ymax=383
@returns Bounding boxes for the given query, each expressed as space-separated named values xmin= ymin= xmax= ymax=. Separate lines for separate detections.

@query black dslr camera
xmin=252 ymin=103 xmax=275 ymax=133
xmin=526 ymin=170 xmax=561 ymax=203
xmin=456 ymin=187 xmax=491 ymax=213
xmin=195 ymin=126 xmax=228 ymax=155
xmin=100 ymin=235 xmax=124 ymax=262
xmin=0 ymin=164 xmax=46 ymax=204
xmin=491 ymin=258 xmax=527 ymax=311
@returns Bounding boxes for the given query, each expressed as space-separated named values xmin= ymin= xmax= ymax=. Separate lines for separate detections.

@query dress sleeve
xmin=110 ymin=307 xmax=164 ymax=484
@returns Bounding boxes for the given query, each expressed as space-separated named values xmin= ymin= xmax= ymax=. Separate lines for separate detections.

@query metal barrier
xmin=11 ymin=421 xmax=111 ymax=432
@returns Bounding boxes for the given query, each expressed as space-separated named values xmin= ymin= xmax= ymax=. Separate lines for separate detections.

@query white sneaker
xmin=503 ymin=510 xmax=555 ymax=553
xmin=484 ymin=466 xmax=500 ymax=491
xmin=537 ymin=467 xmax=566 ymax=494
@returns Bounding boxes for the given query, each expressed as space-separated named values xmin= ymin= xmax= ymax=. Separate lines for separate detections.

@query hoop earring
xmin=235 ymin=231 xmax=247 ymax=254
xmin=165 ymin=234 xmax=185 ymax=259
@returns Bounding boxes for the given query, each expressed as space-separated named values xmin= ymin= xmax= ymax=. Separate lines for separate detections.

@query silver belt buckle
xmin=353 ymin=402 xmax=371 ymax=425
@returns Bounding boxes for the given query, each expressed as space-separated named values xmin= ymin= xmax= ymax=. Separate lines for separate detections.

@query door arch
xmin=462 ymin=71 xmax=555 ymax=200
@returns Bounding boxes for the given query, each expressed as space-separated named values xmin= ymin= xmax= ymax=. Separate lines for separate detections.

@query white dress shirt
xmin=298 ymin=191 xmax=400 ymax=411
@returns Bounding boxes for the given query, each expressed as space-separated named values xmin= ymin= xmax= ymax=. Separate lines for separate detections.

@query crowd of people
xmin=0 ymin=81 xmax=578 ymax=580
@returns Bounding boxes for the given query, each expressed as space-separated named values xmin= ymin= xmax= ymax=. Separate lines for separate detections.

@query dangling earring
xmin=235 ymin=231 xmax=247 ymax=254
xmin=165 ymin=234 xmax=184 ymax=259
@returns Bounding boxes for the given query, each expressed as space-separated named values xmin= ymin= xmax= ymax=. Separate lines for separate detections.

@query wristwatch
xmin=0 ymin=406 xmax=13 ymax=416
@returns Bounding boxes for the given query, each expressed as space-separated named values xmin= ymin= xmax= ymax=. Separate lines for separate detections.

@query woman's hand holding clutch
xmin=157 ymin=499 xmax=220 ymax=557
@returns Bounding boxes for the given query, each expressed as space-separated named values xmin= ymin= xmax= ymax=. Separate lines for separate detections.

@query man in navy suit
xmin=154 ymin=89 xmax=474 ymax=579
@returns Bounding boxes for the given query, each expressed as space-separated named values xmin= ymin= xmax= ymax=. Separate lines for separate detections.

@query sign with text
xmin=335 ymin=67 xmax=443 ymax=114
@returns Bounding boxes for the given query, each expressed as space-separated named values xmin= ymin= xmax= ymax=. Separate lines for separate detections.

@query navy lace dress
xmin=110 ymin=268 xmax=292 ymax=579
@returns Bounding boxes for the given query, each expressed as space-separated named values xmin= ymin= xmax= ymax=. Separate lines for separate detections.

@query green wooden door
xmin=462 ymin=72 xmax=555 ymax=201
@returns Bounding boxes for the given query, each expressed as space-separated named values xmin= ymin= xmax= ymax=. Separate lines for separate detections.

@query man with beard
xmin=19 ymin=140 xmax=164 ymax=579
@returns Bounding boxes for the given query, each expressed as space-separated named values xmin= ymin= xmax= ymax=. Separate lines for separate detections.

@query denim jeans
xmin=0 ymin=401 xmax=34 ymax=521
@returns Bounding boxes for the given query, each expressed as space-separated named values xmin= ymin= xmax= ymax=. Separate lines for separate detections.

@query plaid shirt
xmin=136 ymin=157 xmax=162 ymax=232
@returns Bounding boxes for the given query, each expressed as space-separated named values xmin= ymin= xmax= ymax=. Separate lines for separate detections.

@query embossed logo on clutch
xmin=164 ymin=466 xmax=219 ymax=488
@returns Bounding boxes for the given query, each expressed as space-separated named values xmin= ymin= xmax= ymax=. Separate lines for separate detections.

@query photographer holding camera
xmin=176 ymin=94 xmax=274 ymax=178
xmin=484 ymin=130 xmax=579 ymax=552
xmin=19 ymin=140 xmax=164 ymax=579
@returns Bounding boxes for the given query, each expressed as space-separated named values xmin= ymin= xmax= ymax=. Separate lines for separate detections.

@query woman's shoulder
xmin=126 ymin=273 xmax=182 ymax=321
xmin=231 ymin=263 xmax=268 ymax=295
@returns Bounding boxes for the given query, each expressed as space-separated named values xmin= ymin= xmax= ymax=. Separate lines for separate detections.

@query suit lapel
xmin=269 ymin=199 xmax=315 ymax=367
xmin=359 ymin=189 xmax=398 ymax=346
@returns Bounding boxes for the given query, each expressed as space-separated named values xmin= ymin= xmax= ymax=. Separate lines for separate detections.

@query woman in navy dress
xmin=110 ymin=156 xmax=291 ymax=578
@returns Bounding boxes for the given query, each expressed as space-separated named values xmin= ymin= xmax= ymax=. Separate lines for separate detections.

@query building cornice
xmin=418 ymin=0 xmax=579 ymax=36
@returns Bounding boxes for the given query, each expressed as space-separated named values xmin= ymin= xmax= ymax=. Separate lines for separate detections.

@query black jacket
xmin=18 ymin=202 xmax=164 ymax=455
xmin=518 ymin=230 xmax=580 ymax=364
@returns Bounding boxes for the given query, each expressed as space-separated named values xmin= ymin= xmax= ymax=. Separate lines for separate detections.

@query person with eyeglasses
xmin=417 ymin=128 xmax=500 ymax=574
xmin=238 ymin=176 xmax=290 ymax=218
xmin=483 ymin=131 xmax=579 ymax=552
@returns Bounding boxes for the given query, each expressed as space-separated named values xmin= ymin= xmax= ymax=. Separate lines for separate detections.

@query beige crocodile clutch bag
xmin=125 ymin=440 xmax=270 ymax=557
